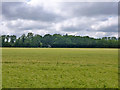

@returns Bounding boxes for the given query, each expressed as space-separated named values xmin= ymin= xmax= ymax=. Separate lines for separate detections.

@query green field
xmin=2 ymin=48 xmax=118 ymax=88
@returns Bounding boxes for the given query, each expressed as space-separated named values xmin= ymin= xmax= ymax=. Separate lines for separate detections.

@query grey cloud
xmin=61 ymin=25 xmax=87 ymax=32
xmin=61 ymin=2 xmax=118 ymax=17
xmin=60 ymin=17 xmax=117 ymax=33
xmin=61 ymin=24 xmax=118 ymax=33
xmin=6 ymin=20 xmax=51 ymax=31
xmin=61 ymin=26 xmax=81 ymax=32
xmin=2 ymin=2 xmax=62 ymax=22
xmin=99 ymin=25 xmax=118 ymax=32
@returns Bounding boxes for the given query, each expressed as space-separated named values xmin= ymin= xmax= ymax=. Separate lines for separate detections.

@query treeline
xmin=0 ymin=32 xmax=119 ymax=48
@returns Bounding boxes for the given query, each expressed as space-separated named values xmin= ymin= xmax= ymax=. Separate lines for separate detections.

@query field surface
xmin=2 ymin=48 xmax=118 ymax=88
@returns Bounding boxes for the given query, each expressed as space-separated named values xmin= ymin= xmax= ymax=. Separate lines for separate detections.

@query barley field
xmin=2 ymin=48 xmax=118 ymax=88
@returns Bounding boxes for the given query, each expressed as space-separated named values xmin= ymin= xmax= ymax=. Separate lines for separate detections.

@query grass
xmin=2 ymin=48 xmax=118 ymax=88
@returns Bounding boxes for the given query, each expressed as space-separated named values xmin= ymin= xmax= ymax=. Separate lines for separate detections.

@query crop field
xmin=2 ymin=48 xmax=118 ymax=88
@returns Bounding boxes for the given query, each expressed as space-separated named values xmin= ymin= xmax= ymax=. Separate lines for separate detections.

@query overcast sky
xmin=1 ymin=0 xmax=118 ymax=38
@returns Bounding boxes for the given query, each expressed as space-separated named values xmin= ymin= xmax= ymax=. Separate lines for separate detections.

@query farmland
xmin=2 ymin=48 xmax=118 ymax=88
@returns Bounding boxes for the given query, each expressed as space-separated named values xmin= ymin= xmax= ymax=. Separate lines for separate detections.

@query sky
xmin=1 ymin=0 xmax=118 ymax=38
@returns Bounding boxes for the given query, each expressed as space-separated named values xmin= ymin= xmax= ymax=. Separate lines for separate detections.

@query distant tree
xmin=6 ymin=35 xmax=10 ymax=43
xmin=9 ymin=35 xmax=16 ymax=46
xmin=0 ymin=32 xmax=119 ymax=48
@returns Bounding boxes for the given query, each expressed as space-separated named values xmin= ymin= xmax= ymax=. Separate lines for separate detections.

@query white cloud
xmin=1 ymin=1 xmax=118 ymax=38
xmin=91 ymin=16 xmax=118 ymax=31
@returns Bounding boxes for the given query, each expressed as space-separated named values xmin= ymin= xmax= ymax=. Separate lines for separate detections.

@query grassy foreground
xmin=2 ymin=48 xmax=118 ymax=88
